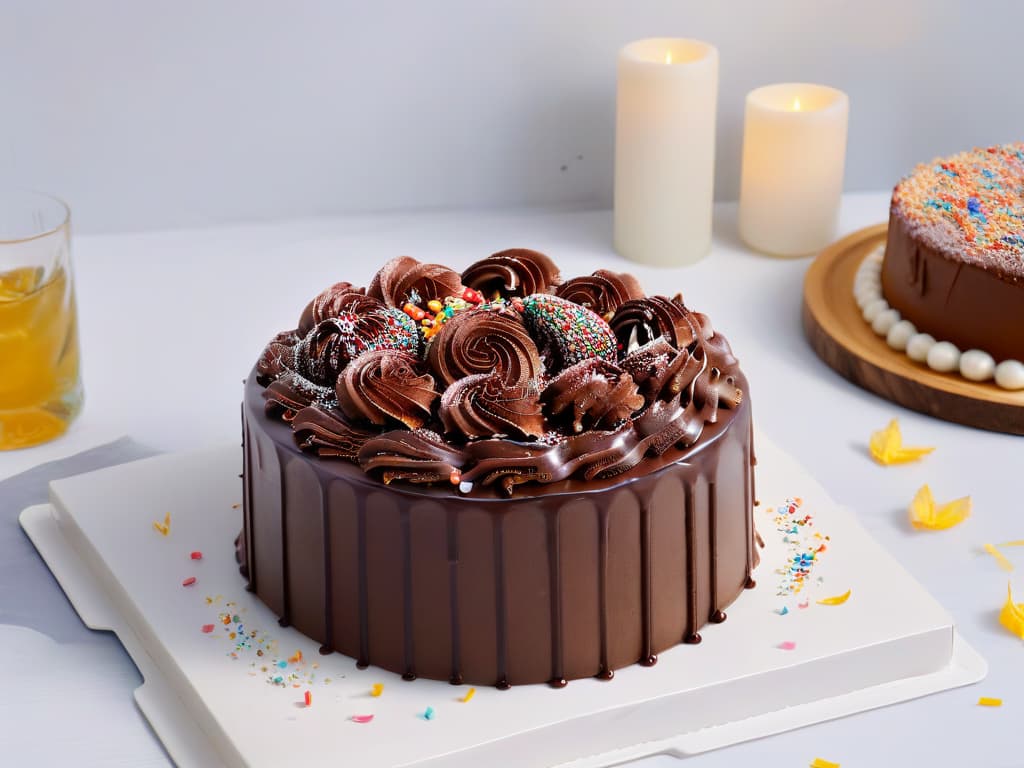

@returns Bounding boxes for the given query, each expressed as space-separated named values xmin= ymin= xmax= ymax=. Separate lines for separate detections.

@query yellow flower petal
xmin=999 ymin=583 xmax=1024 ymax=640
xmin=817 ymin=589 xmax=851 ymax=606
xmin=984 ymin=544 xmax=1014 ymax=572
xmin=909 ymin=485 xmax=970 ymax=530
xmin=869 ymin=419 xmax=934 ymax=465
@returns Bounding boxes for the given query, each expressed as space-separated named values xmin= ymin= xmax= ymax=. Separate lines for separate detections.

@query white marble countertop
xmin=3 ymin=193 xmax=1020 ymax=767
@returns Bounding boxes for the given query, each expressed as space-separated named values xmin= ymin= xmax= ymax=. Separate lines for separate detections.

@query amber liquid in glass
xmin=0 ymin=264 xmax=82 ymax=449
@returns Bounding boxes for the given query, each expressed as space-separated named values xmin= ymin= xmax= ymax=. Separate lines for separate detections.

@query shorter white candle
xmin=739 ymin=83 xmax=848 ymax=257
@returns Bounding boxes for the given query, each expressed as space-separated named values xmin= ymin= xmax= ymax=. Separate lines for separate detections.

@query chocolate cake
xmin=883 ymin=144 xmax=1024 ymax=362
xmin=240 ymin=249 xmax=758 ymax=688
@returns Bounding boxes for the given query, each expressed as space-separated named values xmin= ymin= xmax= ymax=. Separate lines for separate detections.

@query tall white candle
xmin=739 ymin=83 xmax=849 ymax=257
xmin=614 ymin=38 xmax=718 ymax=267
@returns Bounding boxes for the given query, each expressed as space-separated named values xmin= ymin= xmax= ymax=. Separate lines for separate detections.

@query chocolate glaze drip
xmin=461 ymin=248 xmax=561 ymax=298
xmin=336 ymin=349 xmax=438 ymax=430
xmin=683 ymin=484 xmax=701 ymax=645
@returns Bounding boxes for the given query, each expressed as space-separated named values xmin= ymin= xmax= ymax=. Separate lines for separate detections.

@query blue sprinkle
xmin=423 ymin=706 xmax=435 ymax=720
xmin=277 ymin=660 xmax=288 ymax=669
xmin=776 ymin=606 xmax=789 ymax=616
xmin=968 ymin=197 xmax=982 ymax=214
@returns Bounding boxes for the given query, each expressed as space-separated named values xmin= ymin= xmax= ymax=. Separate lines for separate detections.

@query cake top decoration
xmin=254 ymin=250 xmax=744 ymax=495
xmin=893 ymin=143 xmax=1024 ymax=281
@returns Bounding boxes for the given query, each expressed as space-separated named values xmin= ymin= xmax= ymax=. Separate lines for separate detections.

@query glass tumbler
xmin=0 ymin=190 xmax=83 ymax=449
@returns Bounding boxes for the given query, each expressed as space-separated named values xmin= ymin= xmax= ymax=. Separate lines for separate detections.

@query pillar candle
xmin=739 ymin=83 xmax=849 ymax=257
xmin=614 ymin=38 xmax=719 ymax=267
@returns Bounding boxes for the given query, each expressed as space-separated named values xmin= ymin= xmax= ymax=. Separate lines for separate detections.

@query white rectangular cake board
xmin=21 ymin=434 xmax=986 ymax=768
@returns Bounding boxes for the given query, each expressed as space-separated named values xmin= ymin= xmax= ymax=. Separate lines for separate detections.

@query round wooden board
xmin=803 ymin=222 xmax=1024 ymax=435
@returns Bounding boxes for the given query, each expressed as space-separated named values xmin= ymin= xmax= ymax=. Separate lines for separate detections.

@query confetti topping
xmin=304 ymin=690 xmax=312 ymax=707
xmin=777 ymin=641 xmax=797 ymax=651
xmin=768 ymin=497 xmax=829 ymax=600
xmin=894 ymin=144 xmax=1024 ymax=281
xmin=182 ymin=576 xmax=197 ymax=587
xmin=371 ymin=683 xmax=384 ymax=697
xmin=869 ymin=419 xmax=934 ymax=465
xmin=423 ymin=706 xmax=436 ymax=721
xmin=190 ymin=551 xmax=203 ymax=560
xmin=978 ymin=697 xmax=1003 ymax=707
xmin=999 ymin=583 xmax=1024 ymax=639
xmin=817 ymin=590 xmax=852 ymax=606
xmin=351 ymin=714 xmax=375 ymax=724
xmin=909 ymin=485 xmax=971 ymax=530
xmin=201 ymin=624 xmax=215 ymax=634
xmin=460 ymin=687 xmax=476 ymax=703
xmin=152 ymin=512 xmax=171 ymax=536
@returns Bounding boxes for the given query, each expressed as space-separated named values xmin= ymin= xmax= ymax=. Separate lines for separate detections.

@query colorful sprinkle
xmin=371 ymin=683 xmax=384 ymax=697
xmin=304 ymin=690 xmax=312 ymax=707
xmin=810 ymin=759 xmax=840 ymax=768
xmin=894 ymin=144 xmax=1024 ymax=281
xmin=201 ymin=624 xmax=215 ymax=633
xmin=460 ymin=687 xmax=476 ymax=703
xmin=777 ymin=641 xmax=797 ymax=651
xmin=423 ymin=706 xmax=435 ymax=720
xmin=182 ymin=576 xmax=197 ymax=587
xmin=351 ymin=714 xmax=375 ymax=724
xmin=520 ymin=293 xmax=617 ymax=366
xmin=190 ymin=551 xmax=203 ymax=560
xmin=978 ymin=697 xmax=1003 ymax=707
xmin=775 ymin=606 xmax=789 ymax=616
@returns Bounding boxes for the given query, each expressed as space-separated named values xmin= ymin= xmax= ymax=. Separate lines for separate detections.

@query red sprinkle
xmin=182 ymin=576 xmax=197 ymax=587
xmin=190 ymin=551 xmax=203 ymax=560
xmin=201 ymin=624 xmax=215 ymax=633
xmin=304 ymin=690 xmax=312 ymax=707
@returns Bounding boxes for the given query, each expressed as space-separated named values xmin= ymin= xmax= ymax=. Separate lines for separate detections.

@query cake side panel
xmin=365 ymin=490 xmax=407 ymax=675
xmin=558 ymin=498 xmax=601 ymax=682
xmin=455 ymin=509 xmax=499 ymax=685
xmin=408 ymin=499 xmax=453 ymax=681
xmin=503 ymin=506 xmax=553 ymax=685
xmin=605 ymin=487 xmax=643 ymax=670
xmin=326 ymin=477 xmax=361 ymax=660
xmin=649 ymin=470 xmax=688 ymax=651
xmin=714 ymin=401 xmax=756 ymax=613
xmin=882 ymin=210 xmax=1024 ymax=361
xmin=281 ymin=455 xmax=327 ymax=641
xmin=246 ymin=409 xmax=286 ymax=619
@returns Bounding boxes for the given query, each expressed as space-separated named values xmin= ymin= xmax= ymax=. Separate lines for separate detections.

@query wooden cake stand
xmin=803 ymin=223 xmax=1024 ymax=436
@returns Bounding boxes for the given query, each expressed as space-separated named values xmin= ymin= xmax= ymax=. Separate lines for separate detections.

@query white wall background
xmin=2 ymin=0 xmax=1022 ymax=234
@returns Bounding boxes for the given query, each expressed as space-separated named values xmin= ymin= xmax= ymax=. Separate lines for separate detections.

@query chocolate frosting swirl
xmin=555 ymin=269 xmax=644 ymax=318
xmin=359 ymin=429 xmax=465 ymax=485
xmin=336 ymin=350 xmax=438 ymax=429
xmin=292 ymin=406 xmax=375 ymax=460
xmin=298 ymin=282 xmax=378 ymax=336
xmin=367 ymin=256 xmax=464 ymax=308
xmin=440 ymin=372 xmax=545 ymax=440
xmin=610 ymin=295 xmax=700 ymax=352
xmin=461 ymin=248 xmax=561 ymax=299
xmin=426 ymin=307 xmax=542 ymax=388
xmin=256 ymin=330 xmax=300 ymax=385
xmin=620 ymin=337 xmax=704 ymax=404
xmin=542 ymin=359 xmax=644 ymax=432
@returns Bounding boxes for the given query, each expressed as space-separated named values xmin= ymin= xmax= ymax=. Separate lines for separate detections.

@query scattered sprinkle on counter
xmin=304 ymin=690 xmax=312 ymax=707
xmin=423 ymin=706 xmax=435 ymax=721
xmin=371 ymin=683 xmax=384 ymax=697
xmin=460 ymin=687 xmax=476 ymax=703
xmin=182 ymin=576 xmax=196 ymax=587
xmin=152 ymin=512 xmax=171 ymax=536
xmin=351 ymin=714 xmax=374 ymax=724
xmin=978 ymin=697 xmax=1003 ymax=707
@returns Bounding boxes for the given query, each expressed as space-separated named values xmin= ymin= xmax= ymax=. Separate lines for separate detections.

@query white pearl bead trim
xmin=853 ymin=245 xmax=1024 ymax=390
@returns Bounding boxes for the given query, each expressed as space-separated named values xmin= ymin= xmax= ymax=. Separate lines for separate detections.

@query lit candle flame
xmin=665 ymin=51 xmax=672 ymax=65
xmin=792 ymin=97 xmax=802 ymax=111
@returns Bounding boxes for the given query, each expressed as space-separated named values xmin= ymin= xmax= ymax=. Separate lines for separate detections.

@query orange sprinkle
xmin=304 ymin=690 xmax=312 ymax=706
